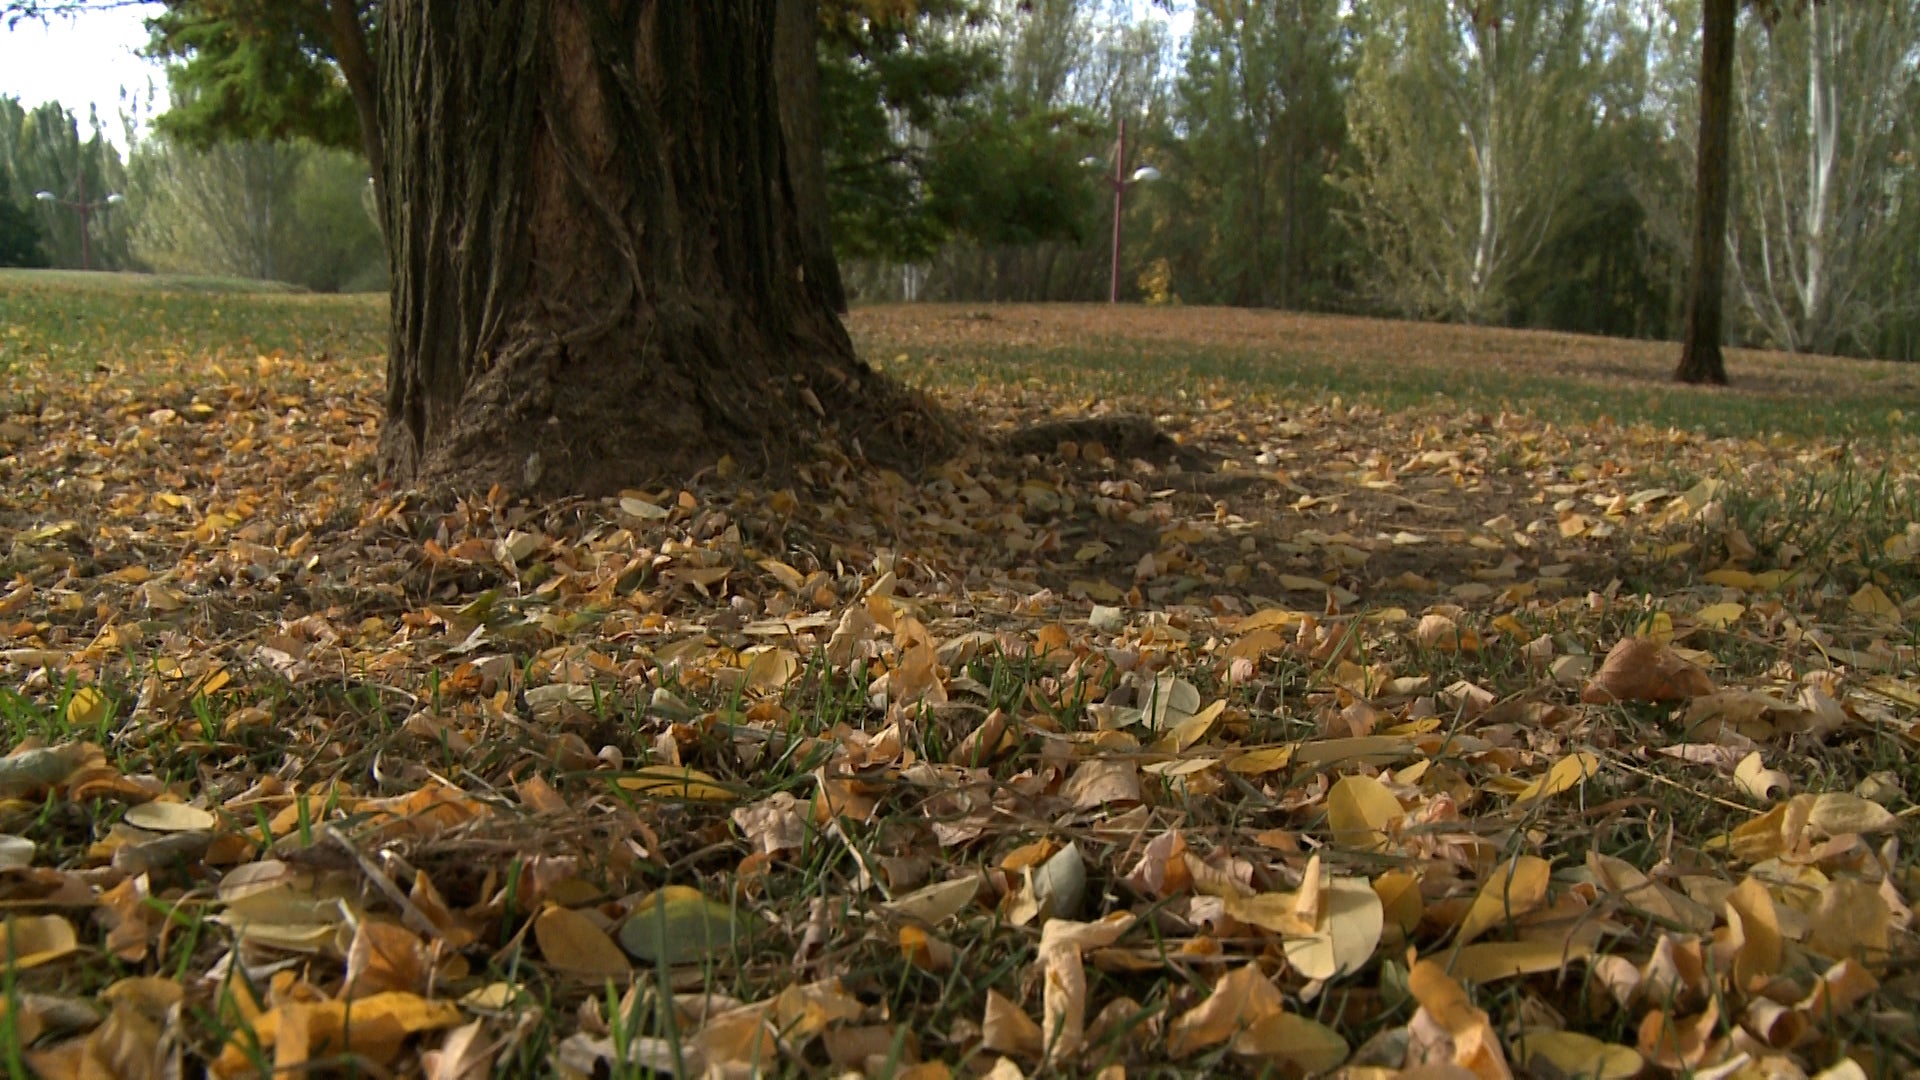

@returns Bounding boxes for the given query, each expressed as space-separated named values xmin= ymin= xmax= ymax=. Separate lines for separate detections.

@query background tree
xmin=145 ymin=0 xmax=384 ymax=213
xmin=128 ymin=135 xmax=384 ymax=290
xmin=1157 ymin=0 xmax=1347 ymax=309
xmin=1675 ymin=0 xmax=1737 ymax=383
xmin=1507 ymin=0 xmax=1682 ymax=340
xmin=1724 ymin=0 xmax=1920 ymax=356
xmin=914 ymin=0 xmax=1175 ymax=302
xmin=0 ymin=148 xmax=48 ymax=267
xmin=816 ymin=1 xmax=999 ymax=264
xmin=0 ymin=99 xmax=134 ymax=270
xmin=1342 ymin=0 xmax=1598 ymax=323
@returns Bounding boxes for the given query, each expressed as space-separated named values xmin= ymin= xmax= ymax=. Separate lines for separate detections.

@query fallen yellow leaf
xmin=1455 ymin=856 xmax=1552 ymax=945
xmin=533 ymin=906 xmax=631 ymax=979
xmin=1326 ymin=774 xmax=1403 ymax=852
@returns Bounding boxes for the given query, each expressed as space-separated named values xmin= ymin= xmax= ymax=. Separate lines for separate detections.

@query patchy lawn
xmin=0 ymin=279 xmax=1915 ymax=1077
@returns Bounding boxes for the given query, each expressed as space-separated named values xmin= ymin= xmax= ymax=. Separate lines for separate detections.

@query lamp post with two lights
xmin=1085 ymin=117 xmax=1160 ymax=304
xmin=34 ymin=171 xmax=125 ymax=271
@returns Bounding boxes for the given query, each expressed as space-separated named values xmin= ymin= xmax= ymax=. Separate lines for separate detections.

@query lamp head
xmin=105 ymin=193 xmax=126 ymax=206
xmin=1130 ymin=166 xmax=1162 ymax=183
xmin=34 ymin=191 xmax=55 ymax=202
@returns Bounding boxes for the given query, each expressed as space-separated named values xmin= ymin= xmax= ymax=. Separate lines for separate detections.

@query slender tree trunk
xmin=326 ymin=0 xmax=386 ymax=236
xmin=1677 ymin=0 xmax=1735 ymax=385
xmin=374 ymin=1 xmax=942 ymax=495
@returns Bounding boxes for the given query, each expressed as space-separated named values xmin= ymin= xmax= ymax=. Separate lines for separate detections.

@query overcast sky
xmin=0 ymin=3 xmax=165 ymax=148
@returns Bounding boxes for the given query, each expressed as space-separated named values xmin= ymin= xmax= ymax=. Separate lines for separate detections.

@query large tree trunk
xmin=1676 ymin=0 xmax=1735 ymax=385
xmin=375 ymin=1 xmax=939 ymax=495
xmin=773 ymin=0 xmax=846 ymax=315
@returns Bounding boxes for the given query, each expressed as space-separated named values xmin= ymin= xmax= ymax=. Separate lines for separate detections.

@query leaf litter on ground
xmin=0 ymin=290 xmax=1916 ymax=1075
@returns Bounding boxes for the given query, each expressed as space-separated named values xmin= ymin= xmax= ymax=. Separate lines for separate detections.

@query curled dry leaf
xmin=1406 ymin=959 xmax=1512 ymax=1079
xmin=1167 ymin=964 xmax=1284 ymax=1058
xmin=1580 ymin=636 xmax=1715 ymax=704
xmin=1733 ymin=751 xmax=1790 ymax=800
xmin=1040 ymin=942 xmax=1086 ymax=1063
xmin=1636 ymin=998 xmax=1721 ymax=1072
xmin=1280 ymin=876 xmax=1384 ymax=981
xmin=981 ymin=989 xmax=1043 ymax=1058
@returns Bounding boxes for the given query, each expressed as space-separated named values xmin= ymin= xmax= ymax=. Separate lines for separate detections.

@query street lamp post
xmin=1091 ymin=118 xmax=1161 ymax=304
xmin=34 ymin=171 xmax=126 ymax=271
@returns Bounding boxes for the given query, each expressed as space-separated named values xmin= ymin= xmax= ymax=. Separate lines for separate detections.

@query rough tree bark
xmin=1676 ymin=0 xmax=1735 ymax=385
xmin=375 ymin=1 xmax=939 ymax=495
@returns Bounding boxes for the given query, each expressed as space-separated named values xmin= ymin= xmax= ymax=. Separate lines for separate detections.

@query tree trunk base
xmin=1674 ymin=341 xmax=1730 ymax=386
xmin=378 ymin=308 xmax=957 ymax=498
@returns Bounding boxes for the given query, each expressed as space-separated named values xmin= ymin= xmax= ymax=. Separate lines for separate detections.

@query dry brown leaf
xmin=209 ymin=992 xmax=464 ymax=1077
xmin=422 ymin=1019 xmax=495 ymax=1080
xmin=732 ymin=791 xmax=810 ymax=855
xmin=1580 ymin=637 xmax=1715 ymax=703
xmin=1803 ymin=877 xmax=1890 ymax=962
xmin=1231 ymin=1011 xmax=1349 ymax=1071
xmin=981 ymin=989 xmax=1043 ymax=1058
xmin=1040 ymin=942 xmax=1085 ymax=1063
xmin=1512 ymin=1029 xmax=1643 ymax=1080
xmin=823 ymin=1024 xmax=918 ymax=1070
xmin=1721 ymin=877 xmax=1783 ymax=992
xmin=1061 ymin=758 xmax=1142 ymax=809
xmin=1636 ymin=998 xmax=1721 ymax=1072
xmin=1514 ymin=753 xmax=1599 ymax=803
xmin=0 ymin=913 xmax=79 ymax=969
xmin=1447 ymin=937 xmax=1595 ymax=984
xmin=1406 ymin=959 xmax=1512 ymax=1079
xmin=344 ymin=919 xmax=431 ymax=997
xmin=881 ymin=877 xmax=981 ymax=926
xmin=1167 ymin=964 xmax=1285 ymax=1058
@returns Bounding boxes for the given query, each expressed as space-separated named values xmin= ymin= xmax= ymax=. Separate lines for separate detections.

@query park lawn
xmin=0 ymin=273 xmax=1915 ymax=1076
